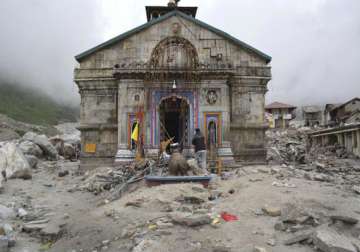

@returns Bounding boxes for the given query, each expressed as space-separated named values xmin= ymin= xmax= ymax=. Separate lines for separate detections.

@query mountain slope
xmin=0 ymin=83 xmax=79 ymax=125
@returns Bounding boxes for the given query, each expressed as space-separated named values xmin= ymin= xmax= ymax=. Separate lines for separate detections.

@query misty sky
xmin=0 ymin=0 xmax=359 ymax=106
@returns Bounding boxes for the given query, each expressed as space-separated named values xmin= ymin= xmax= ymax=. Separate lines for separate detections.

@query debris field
xmin=0 ymin=125 xmax=360 ymax=252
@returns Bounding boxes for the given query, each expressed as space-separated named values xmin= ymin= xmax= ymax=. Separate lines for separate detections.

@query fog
xmin=0 ymin=0 xmax=359 ymax=107
xmin=0 ymin=0 xmax=104 ymax=106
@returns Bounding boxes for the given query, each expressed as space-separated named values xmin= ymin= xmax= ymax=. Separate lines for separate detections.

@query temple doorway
xmin=159 ymin=97 xmax=190 ymax=148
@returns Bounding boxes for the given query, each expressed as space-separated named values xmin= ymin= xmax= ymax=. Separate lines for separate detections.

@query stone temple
xmin=74 ymin=1 xmax=272 ymax=168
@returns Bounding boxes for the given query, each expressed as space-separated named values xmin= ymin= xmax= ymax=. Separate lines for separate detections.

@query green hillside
xmin=0 ymin=83 xmax=79 ymax=125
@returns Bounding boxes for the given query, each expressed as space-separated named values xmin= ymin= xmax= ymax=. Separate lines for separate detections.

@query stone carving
xmin=206 ymin=90 xmax=218 ymax=105
xmin=149 ymin=36 xmax=198 ymax=69
xmin=172 ymin=22 xmax=181 ymax=34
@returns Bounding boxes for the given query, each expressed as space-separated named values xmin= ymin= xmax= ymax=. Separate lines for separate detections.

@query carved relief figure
xmin=206 ymin=90 xmax=218 ymax=105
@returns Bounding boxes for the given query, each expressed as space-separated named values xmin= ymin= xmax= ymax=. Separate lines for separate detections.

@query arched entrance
xmin=159 ymin=96 xmax=190 ymax=148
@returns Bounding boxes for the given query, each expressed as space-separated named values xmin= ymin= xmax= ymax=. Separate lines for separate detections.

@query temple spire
xmin=168 ymin=0 xmax=180 ymax=7
xmin=146 ymin=0 xmax=196 ymax=22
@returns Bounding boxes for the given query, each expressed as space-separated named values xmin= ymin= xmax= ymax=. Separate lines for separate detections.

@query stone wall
xmin=76 ymin=80 xmax=118 ymax=165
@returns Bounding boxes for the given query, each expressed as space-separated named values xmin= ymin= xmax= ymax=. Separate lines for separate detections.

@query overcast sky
xmin=0 ymin=0 xmax=359 ymax=106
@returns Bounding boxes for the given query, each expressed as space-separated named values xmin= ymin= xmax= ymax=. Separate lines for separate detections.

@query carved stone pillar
xmin=229 ymin=77 xmax=269 ymax=163
xmin=115 ymin=79 xmax=135 ymax=163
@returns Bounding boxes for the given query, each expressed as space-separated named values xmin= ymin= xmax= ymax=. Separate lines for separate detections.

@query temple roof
xmin=265 ymin=102 xmax=296 ymax=109
xmin=75 ymin=10 xmax=272 ymax=63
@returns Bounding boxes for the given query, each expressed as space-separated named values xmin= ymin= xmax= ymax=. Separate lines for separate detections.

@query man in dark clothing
xmin=192 ymin=128 xmax=207 ymax=174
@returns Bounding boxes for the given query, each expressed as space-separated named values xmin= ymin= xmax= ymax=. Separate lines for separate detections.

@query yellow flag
xmin=131 ymin=122 xmax=139 ymax=142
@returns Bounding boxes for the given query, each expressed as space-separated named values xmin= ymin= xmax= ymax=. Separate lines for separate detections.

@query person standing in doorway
xmin=192 ymin=128 xmax=208 ymax=174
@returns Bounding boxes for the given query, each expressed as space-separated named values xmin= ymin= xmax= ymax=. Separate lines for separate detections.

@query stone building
xmin=303 ymin=106 xmax=322 ymax=127
xmin=74 ymin=1 xmax=272 ymax=168
xmin=328 ymin=98 xmax=360 ymax=125
xmin=265 ymin=102 xmax=296 ymax=128
xmin=308 ymin=123 xmax=360 ymax=158
xmin=323 ymin=103 xmax=341 ymax=127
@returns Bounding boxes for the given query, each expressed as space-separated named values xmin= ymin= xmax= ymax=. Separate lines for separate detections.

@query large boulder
xmin=49 ymin=137 xmax=77 ymax=160
xmin=25 ymin=155 xmax=38 ymax=169
xmin=0 ymin=143 xmax=32 ymax=179
xmin=23 ymin=132 xmax=58 ymax=161
xmin=0 ymin=205 xmax=14 ymax=220
xmin=63 ymin=143 xmax=76 ymax=160
xmin=313 ymin=227 xmax=357 ymax=252
xmin=18 ymin=140 xmax=43 ymax=158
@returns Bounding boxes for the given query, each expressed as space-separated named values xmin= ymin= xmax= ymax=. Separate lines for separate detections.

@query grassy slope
xmin=0 ymin=83 xmax=79 ymax=125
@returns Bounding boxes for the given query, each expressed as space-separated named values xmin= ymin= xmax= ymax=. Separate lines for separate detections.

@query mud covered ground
xmin=1 ymin=159 xmax=360 ymax=252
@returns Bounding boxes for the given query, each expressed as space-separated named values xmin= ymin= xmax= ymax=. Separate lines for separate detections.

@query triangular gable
xmin=75 ymin=10 xmax=272 ymax=63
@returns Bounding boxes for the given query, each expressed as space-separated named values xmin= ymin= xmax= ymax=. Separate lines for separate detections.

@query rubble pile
xmin=309 ymin=143 xmax=355 ymax=159
xmin=78 ymin=159 xmax=155 ymax=199
xmin=78 ymin=157 xmax=207 ymax=200
xmin=266 ymin=128 xmax=309 ymax=165
xmin=0 ymin=125 xmax=81 ymax=193
xmin=266 ymin=127 xmax=356 ymax=166
xmin=273 ymin=204 xmax=360 ymax=251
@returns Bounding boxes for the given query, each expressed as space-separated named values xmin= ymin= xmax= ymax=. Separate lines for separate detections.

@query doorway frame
xmin=158 ymin=96 xmax=191 ymax=146
xmin=127 ymin=113 xmax=138 ymax=149
xmin=151 ymin=89 xmax=198 ymax=147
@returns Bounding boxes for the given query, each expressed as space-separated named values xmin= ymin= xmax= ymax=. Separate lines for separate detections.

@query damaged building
xmin=324 ymin=97 xmax=360 ymax=126
xmin=265 ymin=102 xmax=297 ymax=129
xmin=308 ymin=123 xmax=360 ymax=158
xmin=309 ymin=98 xmax=360 ymax=158
xmin=303 ymin=106 xmax=322 ymax=127
xmin=74 ymin=1 xmax=272 ymax=168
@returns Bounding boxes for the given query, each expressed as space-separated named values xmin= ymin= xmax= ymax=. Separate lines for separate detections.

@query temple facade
xmin=74 ymin=1 xmax=272 ymax=168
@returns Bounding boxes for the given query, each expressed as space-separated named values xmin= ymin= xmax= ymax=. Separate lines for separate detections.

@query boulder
xmin=18 ymin=140 xmax=43 ymax=158
xmin=313 ymin=228 xmax=357 ymax=252
xmin=284 ymin=232 xmax=312 ymax=245
xmin=330 ymin=215 xmax=358 ymax=225
xmin=0 ymin=205 xmax=14 ymax=220
xmin=262 ymin=205 xmax=281 ymax=217
xmin=0 ymin=143 xmax=32 ymax=179
xmin=63 ymin=143 xmax=75 ymax=160
xmin=23 ymin=132 xmax=58 ymax=161
xmin=59 ymin=134 xmax=80 ymax=146
xmin=49 ymin=133 xmax=80 ymax=158
xmin=170 ymin=213 xmax=211 ymax=227
xmin=25 ymin=155 xmax=38 ymax=169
